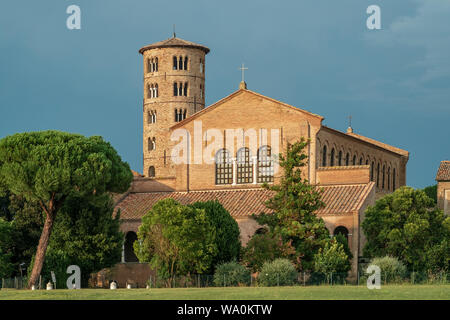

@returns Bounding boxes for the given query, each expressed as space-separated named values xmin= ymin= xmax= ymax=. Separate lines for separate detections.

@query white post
xmin=252 ymin=156 xmax=257 ymax=184
xmin=232 ymin=158 xmax=237 ymax=185
xmin=121 ymin=243 xmax=125 ymax=263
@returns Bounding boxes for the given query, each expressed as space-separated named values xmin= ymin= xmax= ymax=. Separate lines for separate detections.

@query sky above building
xmin=0 ymin=0 xmax=449 ymax=189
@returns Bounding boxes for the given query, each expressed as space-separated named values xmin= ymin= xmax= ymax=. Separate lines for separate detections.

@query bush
xmin=370 ymin=256 xmax=407 ymax=283
xmin=313 ymin=238 xmax=351 ymax=274
xmin=258 ymin=259 xmax=297 ymax=286
xmin=242 ymin=233 xmax=285 ymax=273
xmin=213 ymin=261 xmax=250 ymax=287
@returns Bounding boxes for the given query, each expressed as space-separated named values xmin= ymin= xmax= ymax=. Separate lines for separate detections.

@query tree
xmin=313 ymin=238 xmax=351 ymax=274
xmin=422 ymin=185 xmax=437 ymax=205
xmin=362 ymin=186 xmax=449 ymax=271
xmin=189 ymin=200 xmax=240 ymax=270
xmin=134 ymin=199 xmax=217 ymax=287
xmin=45 ymin=193 xmax=123 ymax=286
xmin=254 ymin=139 xmax=330 ymax=271
xmin=0 ymin=131 xmax=133 ymax=288
xmin=0 ymin=218 xmax=15 ymax=278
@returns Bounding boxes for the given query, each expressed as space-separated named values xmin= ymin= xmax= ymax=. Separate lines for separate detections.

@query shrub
xmin=242 ymin=233 xmax=284 ymax=273
xmin=370 ymin=256 xmax=407 ymax=283
xmin=213 ymin=261 xmax=250 ymax=287
xmin=258 ymin=258 xmax=297 ymax=286
xmin=313 ymin=238 xmax=351 ymax=274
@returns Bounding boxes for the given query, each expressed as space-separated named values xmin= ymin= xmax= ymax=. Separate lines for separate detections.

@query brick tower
xmin=139 ymin=35 xmax=210 ymax=178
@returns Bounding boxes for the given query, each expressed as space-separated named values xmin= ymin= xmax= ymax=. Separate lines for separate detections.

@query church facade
xmin=112 ymin=36 xmax=409 ymax=282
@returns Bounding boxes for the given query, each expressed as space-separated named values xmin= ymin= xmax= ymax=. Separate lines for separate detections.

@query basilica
xmin=109 ymin=35 xmax=409 ymax=285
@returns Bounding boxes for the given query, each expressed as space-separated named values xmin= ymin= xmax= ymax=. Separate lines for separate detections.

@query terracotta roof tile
xmin=115 ymin=183 xmax=374 ymax=220
xmin=436 ymin=161 xmax=450 ymax=181
xmin=139 ymin=37 xmax=210 ymax=54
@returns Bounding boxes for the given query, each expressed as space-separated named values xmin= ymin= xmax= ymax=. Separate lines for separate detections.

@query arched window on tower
xmin=330 ymin=148 xmax=335 ymax=167
xmin=147 ymin=58 xmax=151 ymax=73
xmin=338 ymin=151 xmax=343 ymax=166
xmin=200 ymin=59 xmax=204 ymax=73
xmin=184 ymin=82 xmax=188 ymax=96
xmin=200 ymin=84 xmax=204 ymax=99
xmin=345 ymin=153 xmax=350 ymax=166
xmin=215 ymin=149 xmax=232 ymax=185
xmin=148 ymin=137 xmax=156 ymax=151
xmin=322 ymin=146 xmax=327 ymax=167
xmin=154 ymin=84 xmax=158 ymax=98
xmin=173 ymin=56 xmax=178 ymax=70
xmin=155 ymin=57 xmax=158 ymax=72
xmin=147 ymin=84 xmax=151 ymax=98
xmin=148 ymin=110 xmax=156 ymax=124
xmin=148 ymin=166 xmax=155 ymax=177
xmin=174 ymin=83 xmax=178 ymax=96
xmin=237 ymin=147 xmax=253 ymax=184
xmin=184 ymin=56 xmax=188 ymax=70
xmin=178 ymin=56 xmax=183 ymax=70
xmin=257 ymin=145 xmax=274 ymax=183
xmin=178 ymin=82 xmax=183 ymax=96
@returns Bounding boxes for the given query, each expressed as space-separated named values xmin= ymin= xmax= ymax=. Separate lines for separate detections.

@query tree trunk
xmin=27 ymin=212 xmax=54 ymax=288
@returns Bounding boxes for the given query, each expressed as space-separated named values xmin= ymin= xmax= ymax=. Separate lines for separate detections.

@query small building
xmin=436 ymin=161 xmax=450 ymax=215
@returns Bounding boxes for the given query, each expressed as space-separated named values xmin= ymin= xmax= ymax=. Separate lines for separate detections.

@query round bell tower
xmin=139 ymin=35 xmax=210 ymax=178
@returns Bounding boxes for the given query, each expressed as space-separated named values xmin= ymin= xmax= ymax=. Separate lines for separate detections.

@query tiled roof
xmin=139 ymin=37 xmax=210 ymax=54
xmin=315 ymin=183 xmax=374 ymax=215
xmin=131 ymin=170 xmax=143 ymax=177
xmin=436 ymin=161 xmax=450 ymax=181
xmin=115 ymin=183 xmax=374 ymax=220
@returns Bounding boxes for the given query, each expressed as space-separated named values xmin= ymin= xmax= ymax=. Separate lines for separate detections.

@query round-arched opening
xmin=124 ymin=231 xmax=139 ymax=263
xmin=334 ymin=226 xmax=349 ymax=241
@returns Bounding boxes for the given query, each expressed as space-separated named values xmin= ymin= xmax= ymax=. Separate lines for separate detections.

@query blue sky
xmin=0 ymin=0 xmax=448 ymax=188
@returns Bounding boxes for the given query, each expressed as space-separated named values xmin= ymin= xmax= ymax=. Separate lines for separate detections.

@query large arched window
xmin=338 ymin=151 xmax=343 ymax=166
xmin=124 ymin=232 xmax=139 ymax=263
xmin=359 ymin=157 xmax=363 ymax=165
xmin=148 ymin=166 xmax=155 ymax=177
xmin=382 ymin=165 xmax=386 ymax=189
xmin=345 ymin=153 xmax=350 ymax=166
xmin=352 ymin=155 xmax=357 ymax=166
xmin=237 ymin=147 xmax=253 ymax=184
xmin=330 ymin=148 xmax=335 ymax=167
xmin=215 ymin=149 xmax=232 ymax=185
xmin=322 ymin=145 xmax=327 ymax=167
xmin=184 ymin=56 xmax=188 ymax=70
xmin=257 ymin=145 xmax=274 ymax=183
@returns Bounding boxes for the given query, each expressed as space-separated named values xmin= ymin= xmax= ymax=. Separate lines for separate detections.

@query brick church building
xmin=109 ymin=35 xmax=409 ymax=284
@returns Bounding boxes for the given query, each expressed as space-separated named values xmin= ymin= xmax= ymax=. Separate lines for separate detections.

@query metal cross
xmin=348 ymin=115 xmax=352 ymax=128
xmin=239 ymin=63 xmax=248 ymax=82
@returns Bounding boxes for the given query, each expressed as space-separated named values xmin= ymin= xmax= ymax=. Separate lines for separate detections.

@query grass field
xmin=0 ymin=284 xmax=449 ymax=300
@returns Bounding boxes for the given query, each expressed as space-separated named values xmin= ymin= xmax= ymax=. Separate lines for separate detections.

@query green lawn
xmin=0 ymin=284 xmax=449 ymax=300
